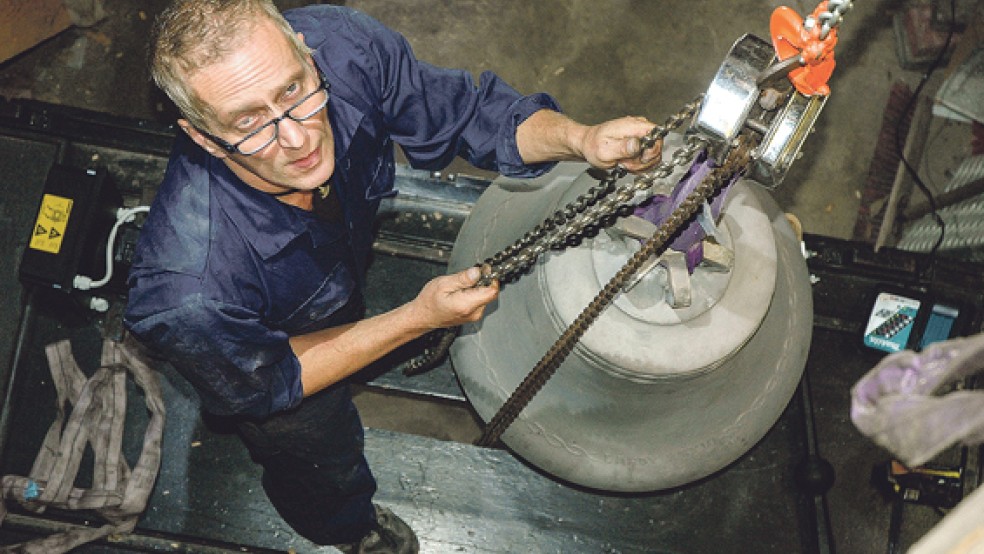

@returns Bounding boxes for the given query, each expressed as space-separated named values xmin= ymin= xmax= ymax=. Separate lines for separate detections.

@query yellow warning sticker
xmin=29 ymin=194 xmax=73 ymax=254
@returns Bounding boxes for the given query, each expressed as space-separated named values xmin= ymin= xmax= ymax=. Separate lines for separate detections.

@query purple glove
xmin=851 ymin=332 xmax=984 ymax=467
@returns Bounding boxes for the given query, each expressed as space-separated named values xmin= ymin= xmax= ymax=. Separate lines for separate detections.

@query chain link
xmin=633 ymin=133 xmax=708 ymax=190
xmin=811 ymin=0 xmax=852 ymax=40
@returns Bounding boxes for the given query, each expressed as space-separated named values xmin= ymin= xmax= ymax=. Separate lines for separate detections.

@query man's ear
xmin=297 ymin=33 xmax=319 ymax=73
xmin=178 ymin=118 xmax=228 ymax=159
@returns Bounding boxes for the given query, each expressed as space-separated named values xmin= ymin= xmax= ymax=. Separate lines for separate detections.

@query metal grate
xmin=897 ymin=154 xmax=984 ymax=253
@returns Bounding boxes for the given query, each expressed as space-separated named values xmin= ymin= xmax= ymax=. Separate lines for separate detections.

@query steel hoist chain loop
xmin=478 ymin=95 xmax=705 ymax=288
xmin=476 ymin=135 xmax=756 ymax=447
xmin=528 ymin=133 xmax=707 ymax=258
xmin=635 ymin=95 xmax=704 ymax=154
xmin=811 ymin=0 xmax=852 ymax=40
xmin=404 ymin=96 xmax=703 ymax=376
xmin=633 ymin=133 xmax=708 ymax=189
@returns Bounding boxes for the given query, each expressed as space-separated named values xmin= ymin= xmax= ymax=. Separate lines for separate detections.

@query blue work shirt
xmin=124 ymin=5 xmax=560 ymax=419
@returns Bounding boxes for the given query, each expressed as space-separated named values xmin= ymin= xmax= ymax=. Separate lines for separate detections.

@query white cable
xmin=73 ymin=206 xmax=151 ymax=291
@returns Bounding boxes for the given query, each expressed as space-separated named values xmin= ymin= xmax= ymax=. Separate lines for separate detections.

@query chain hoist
xmin=408 ymin=1 xmax=847 ymax=445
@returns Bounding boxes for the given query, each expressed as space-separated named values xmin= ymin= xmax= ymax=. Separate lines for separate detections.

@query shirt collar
xmin=207 ymin=158 xmax=317 ymax=260
xmin=324 ymin=83 xmax=365 ymax=165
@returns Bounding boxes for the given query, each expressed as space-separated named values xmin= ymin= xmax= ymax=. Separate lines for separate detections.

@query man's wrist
xmin=517 ymin=109 xmax=588 ymax=164
xmin=561 ymin=115 xmax=588 ymax=161
xmin=394 ymin=300 xmax=434 ymax=337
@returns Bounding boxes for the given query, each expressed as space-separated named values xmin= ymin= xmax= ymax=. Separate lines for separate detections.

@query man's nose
xmin=276 ymin=117 xmax=307 ymax=149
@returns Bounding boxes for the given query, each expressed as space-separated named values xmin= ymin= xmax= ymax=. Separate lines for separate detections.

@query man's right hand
xmin=410 ymin=266 xmax=500 ymax=330
xmin=293 ymin=266 xmax=499 ymax=397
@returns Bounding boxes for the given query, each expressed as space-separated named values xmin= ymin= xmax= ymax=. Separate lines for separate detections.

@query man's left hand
xmin=580 ymin=116 xmax=663 ymax=173
xmin=516 ymin=110 xmax=664 ymax=173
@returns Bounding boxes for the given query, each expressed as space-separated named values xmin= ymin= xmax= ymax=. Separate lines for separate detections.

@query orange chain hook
xmin=770 ymin=1 xmax=840 ymax=96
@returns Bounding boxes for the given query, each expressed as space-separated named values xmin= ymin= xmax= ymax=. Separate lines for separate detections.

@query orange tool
xmin=770 ymin=2 xmax=839 ymax=96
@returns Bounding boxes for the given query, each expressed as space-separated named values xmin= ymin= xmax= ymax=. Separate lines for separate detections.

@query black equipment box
xmin=19 ymin=164 xmax=123 ymax=293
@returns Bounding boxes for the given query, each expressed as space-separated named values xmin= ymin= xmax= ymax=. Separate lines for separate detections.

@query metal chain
xmin=476 ymin=134 xmax=755 ymax=447
xmin=479 ymin=95 xmax=705 ymax=287
xmin=483 ymin=134 xmax=707 ymax=288
xmin=402 ymin=96 xmax=703 ymax=376
xmin=810 ymin=0 xmax=852 ymax=40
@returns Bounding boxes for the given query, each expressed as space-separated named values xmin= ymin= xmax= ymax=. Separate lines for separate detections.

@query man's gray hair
xmin=151 ymin=0 xmax=313 ymax=130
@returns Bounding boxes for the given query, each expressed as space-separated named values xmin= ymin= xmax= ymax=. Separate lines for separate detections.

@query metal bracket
xmin=750 ymin=91 xmax=828 ymax=189
xmin=689 ymin=32 xmax=830 ymax=190
xmin=690 ymin=34 xmax=776 ymax=164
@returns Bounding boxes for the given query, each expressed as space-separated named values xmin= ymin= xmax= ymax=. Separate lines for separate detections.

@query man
xmin=125 ymin=1 xmax=662 ymax=552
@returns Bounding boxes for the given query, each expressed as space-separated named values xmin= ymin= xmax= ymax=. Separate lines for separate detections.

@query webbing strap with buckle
xmin=0 ymin=339 xmax=166 ymax=553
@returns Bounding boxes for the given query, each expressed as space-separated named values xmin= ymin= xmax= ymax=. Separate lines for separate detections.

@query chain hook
xmin=770 ymin=1 xmax=847 ymax=96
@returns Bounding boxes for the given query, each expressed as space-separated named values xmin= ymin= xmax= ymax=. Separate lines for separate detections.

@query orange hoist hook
xmin=770 ymin=1 xmax=841 ymax=96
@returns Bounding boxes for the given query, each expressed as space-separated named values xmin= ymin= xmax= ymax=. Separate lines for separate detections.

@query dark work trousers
xmin=233 ymin=292 xmax=378 ymax=545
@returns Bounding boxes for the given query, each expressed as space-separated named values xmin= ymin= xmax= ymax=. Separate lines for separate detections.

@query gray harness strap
xmin=0 ymin=339 xmax=166 ymax=553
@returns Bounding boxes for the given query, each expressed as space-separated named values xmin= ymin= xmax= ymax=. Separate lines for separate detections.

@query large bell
xmin=448 ymin=135 xmax=813 ymax=492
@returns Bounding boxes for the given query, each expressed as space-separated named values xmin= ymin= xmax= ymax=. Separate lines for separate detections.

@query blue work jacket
xmin=123 ymin=5 xmax=560 ymax=419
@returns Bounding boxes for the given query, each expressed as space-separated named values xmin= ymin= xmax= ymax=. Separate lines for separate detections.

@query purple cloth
xmin=851 ymin=332 xmax=984 ymax=467
xmin=632 ymin=151 xmax=739 ymax=272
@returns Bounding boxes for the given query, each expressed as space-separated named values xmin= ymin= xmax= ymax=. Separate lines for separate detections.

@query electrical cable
xmin=73 ymin=205 xmax=151 ymax=291
xmin=895 ymin=0 xmax=957 ymax=273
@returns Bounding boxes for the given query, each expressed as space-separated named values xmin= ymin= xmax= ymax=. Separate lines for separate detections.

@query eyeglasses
xmin=198 ymin=72 xmax=331 ymax=156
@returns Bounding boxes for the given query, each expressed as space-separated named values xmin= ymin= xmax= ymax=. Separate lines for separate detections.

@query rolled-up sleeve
xmin=494 ymin=91 xmax=563 ymax=178
xmin=126 ymin=286 xmax=303 ymax=419
xmin=373 ymin=23 xmax=562 ymax=177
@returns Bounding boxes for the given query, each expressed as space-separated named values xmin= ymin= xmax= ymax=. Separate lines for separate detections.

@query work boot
xmin=335 ymin=504 xmax=419 ymax=554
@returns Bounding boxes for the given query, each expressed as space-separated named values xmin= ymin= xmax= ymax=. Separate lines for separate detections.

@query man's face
xmin=179 ymin=19 xmax=334 ymax=195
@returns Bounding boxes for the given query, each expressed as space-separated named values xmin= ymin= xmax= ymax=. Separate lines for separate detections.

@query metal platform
xmin=1 ymin=98 xmax=983 ymax=553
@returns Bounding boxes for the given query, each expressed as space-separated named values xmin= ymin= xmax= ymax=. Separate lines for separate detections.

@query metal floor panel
xmin=0 ymin=134 xmax=60 ymax=396
xmin=0 ymin=304 xmax=808 ymax=554
xmin=0 ymin=299 xmax=948 ymax=554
